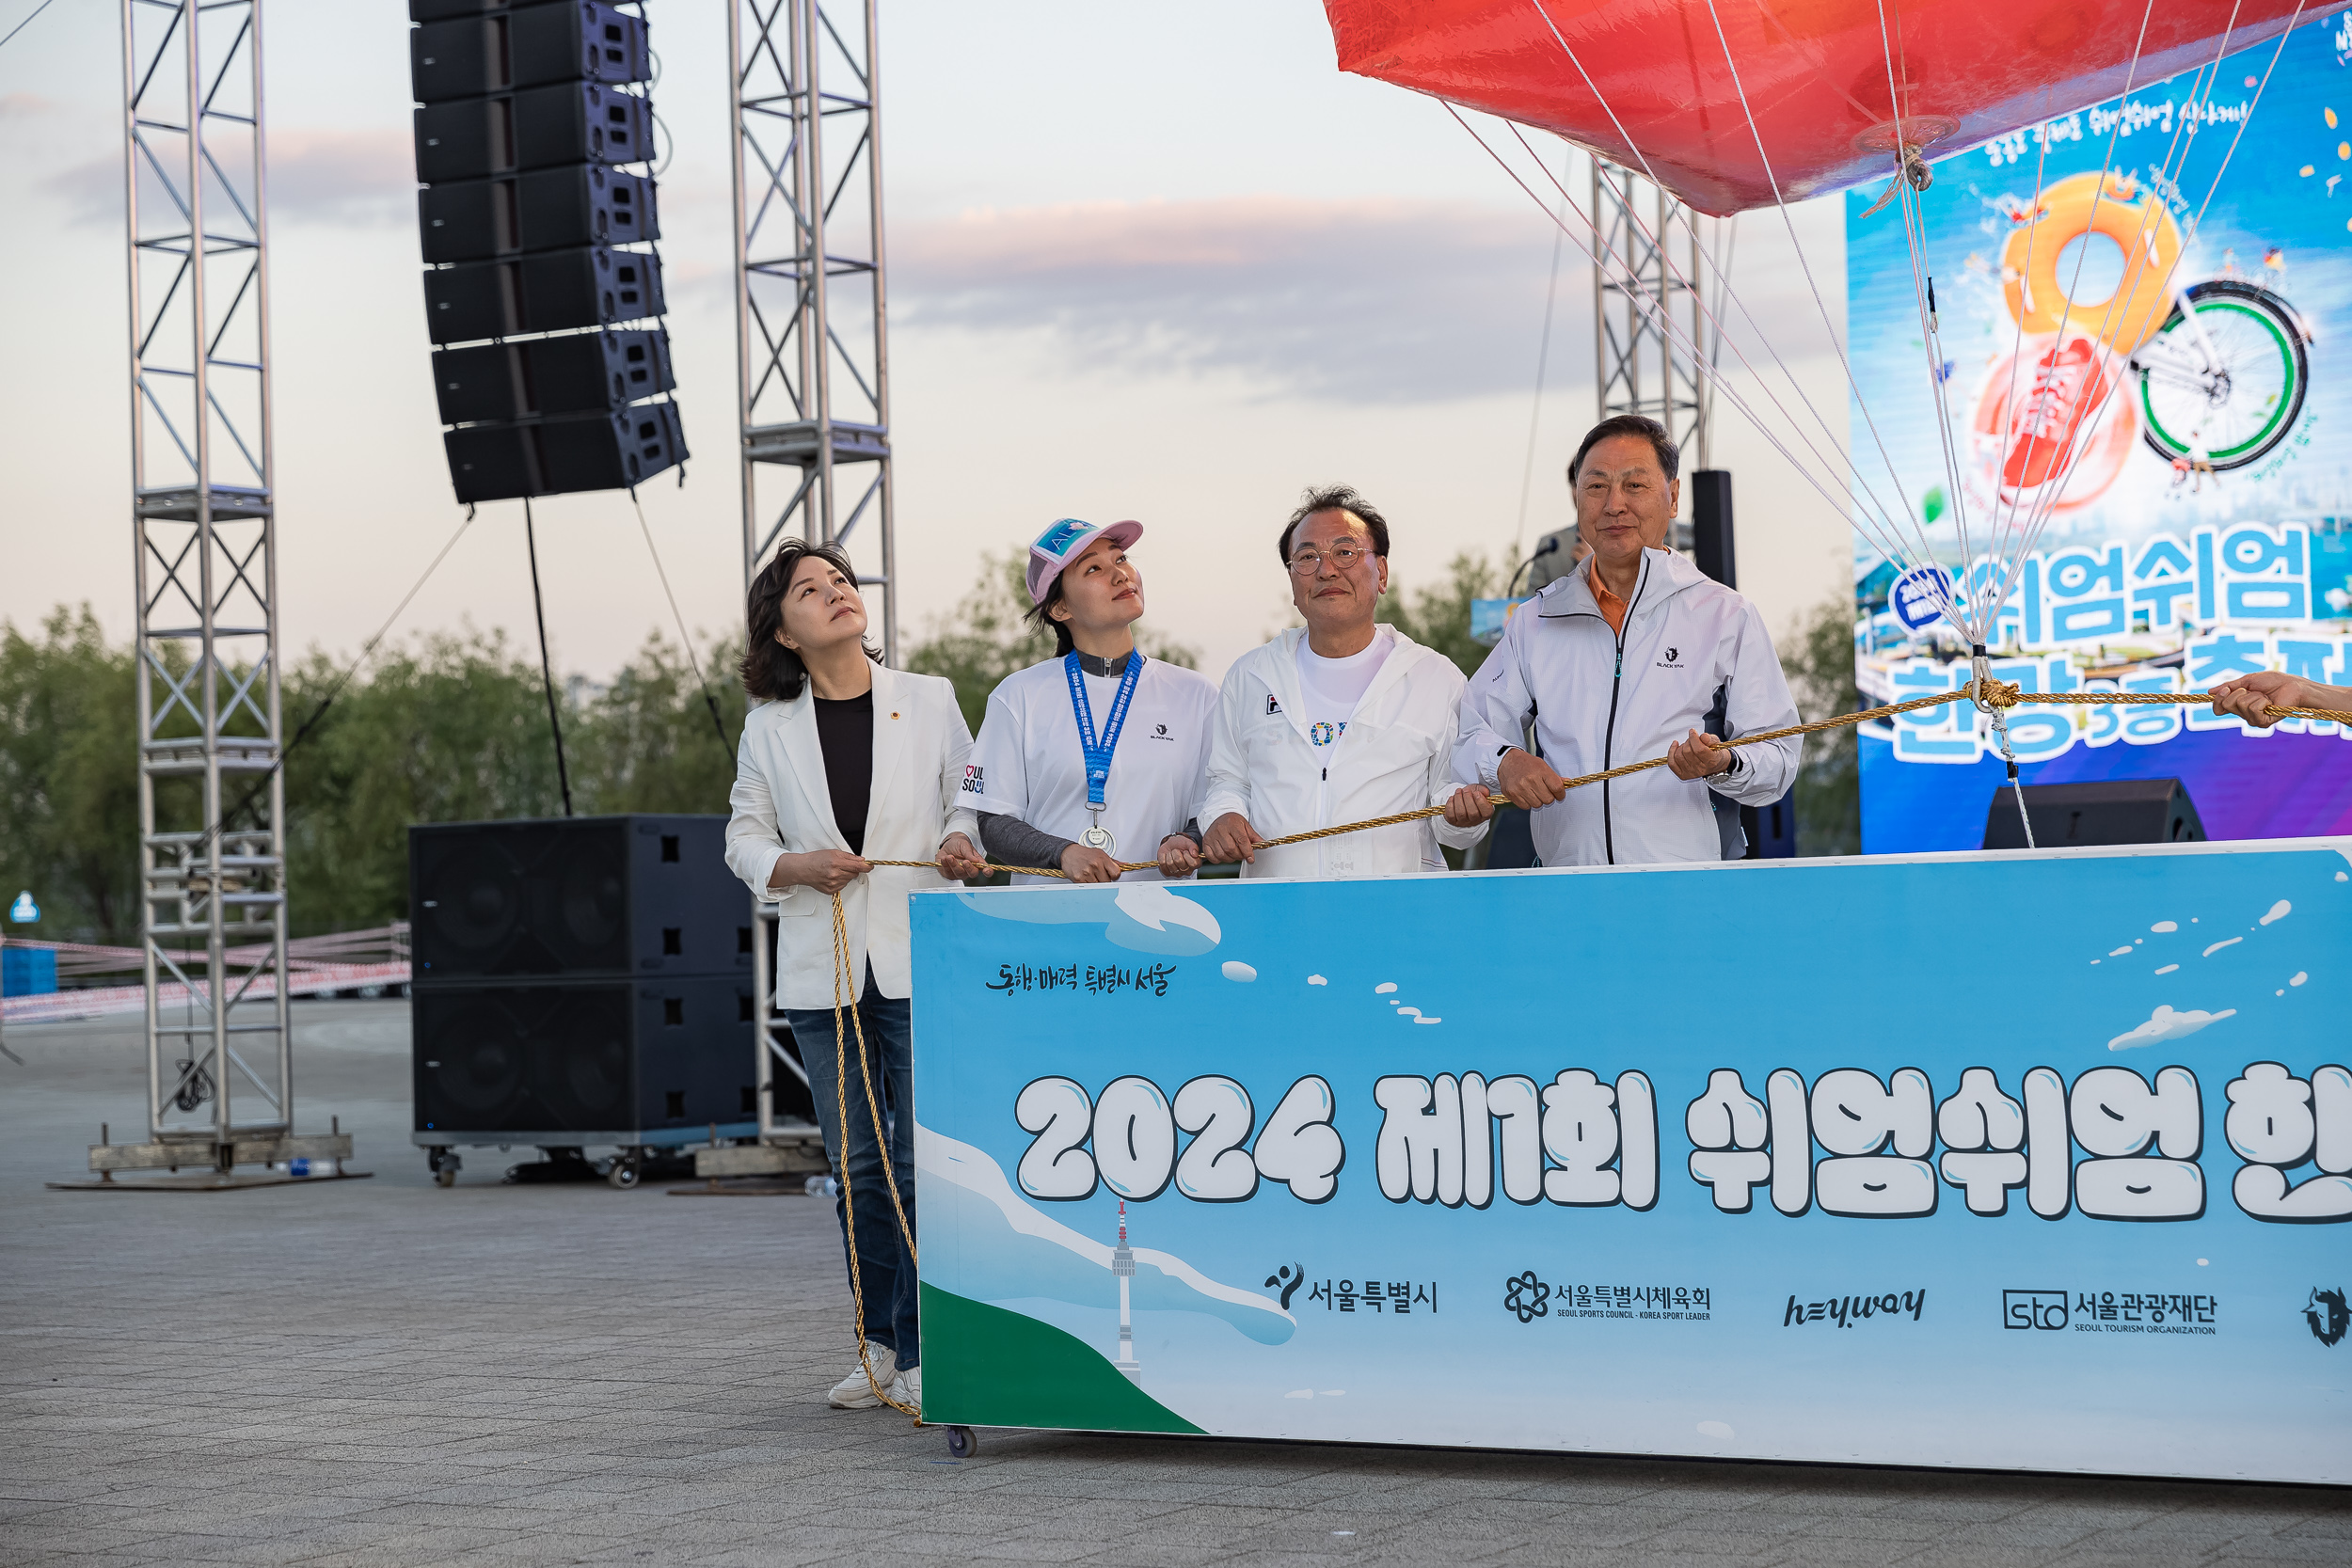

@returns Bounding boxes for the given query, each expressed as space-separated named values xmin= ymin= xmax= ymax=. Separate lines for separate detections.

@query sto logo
xmin=2308 ymin=1287 xmax=2349 ymax=1348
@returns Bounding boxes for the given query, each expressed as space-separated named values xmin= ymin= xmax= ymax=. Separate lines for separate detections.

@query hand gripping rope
xmin=822 ymin=681 xmax=2351 ymax=1418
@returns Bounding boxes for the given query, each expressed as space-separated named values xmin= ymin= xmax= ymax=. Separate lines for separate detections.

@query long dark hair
xmin=739 ymin=540 xmax=882 ymax=700
xmin=1022 ymin=573 xmax=1077 ymax=657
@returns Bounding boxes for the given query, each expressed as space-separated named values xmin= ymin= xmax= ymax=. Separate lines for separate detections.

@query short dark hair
xmin=1568 ymin=414 xmax=1680 ymax=486
xmin=1278 ymin=485 xmax=1391 ymax=566
xmin=1022 ymin=572 xmax=1078 ymax=657
xmin=739 ymin=540 xmax=882 ymax=701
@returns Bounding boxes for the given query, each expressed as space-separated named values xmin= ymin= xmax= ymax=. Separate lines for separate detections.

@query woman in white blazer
xmin=724 ymin=540 xmax=983 ymax=1414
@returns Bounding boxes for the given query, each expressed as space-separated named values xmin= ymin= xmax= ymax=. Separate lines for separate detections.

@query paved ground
xmin=2 ymin=1002 xmax=2345 ymax=1567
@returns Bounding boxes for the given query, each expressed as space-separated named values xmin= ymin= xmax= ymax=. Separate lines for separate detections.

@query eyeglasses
xmin=1287 ymin=541 xmax=1373 ymax=576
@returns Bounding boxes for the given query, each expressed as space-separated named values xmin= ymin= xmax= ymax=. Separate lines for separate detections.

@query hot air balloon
xmin=1323 ymin=0 xmax=2332 ymax=216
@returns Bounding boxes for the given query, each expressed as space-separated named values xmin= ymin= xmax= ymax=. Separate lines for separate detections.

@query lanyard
xmin=1064 ymin=651 xmax=1144 ymax=827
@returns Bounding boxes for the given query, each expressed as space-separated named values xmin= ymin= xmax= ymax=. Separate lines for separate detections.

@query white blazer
xmin=723 ymin=663 xmax=980 ymax=1009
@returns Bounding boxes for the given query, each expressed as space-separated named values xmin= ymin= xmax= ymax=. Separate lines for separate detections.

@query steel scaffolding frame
xmin=119 ymin=0 xmax=295 ymax=1167
xmin=1592 ymin=164 xmax=1713 ymax=471
xmin=729 ymin=0 xmax=895 ymax=1153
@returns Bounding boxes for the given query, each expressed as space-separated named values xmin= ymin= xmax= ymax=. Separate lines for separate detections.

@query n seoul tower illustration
xmin=1112 ymin=1200 xmax=1142 ymax=1384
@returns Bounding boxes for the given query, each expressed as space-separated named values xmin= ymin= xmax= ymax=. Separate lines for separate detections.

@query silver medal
xmin=1081 ymin=819 xmax=1114 ymax=853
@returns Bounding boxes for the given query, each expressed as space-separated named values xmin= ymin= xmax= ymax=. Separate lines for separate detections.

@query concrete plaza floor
xmin=2 ymin=1001 xmax=2345 ymax=1567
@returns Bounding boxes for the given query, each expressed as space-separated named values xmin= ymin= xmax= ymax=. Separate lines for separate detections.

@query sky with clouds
xmin=1 ymin=0 xmax=1854 ymax=684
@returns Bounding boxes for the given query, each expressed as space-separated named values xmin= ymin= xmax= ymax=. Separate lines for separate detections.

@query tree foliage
xmin=1782 ymin=596 xmax=1862 ymax=857
xmin=1376 ymin=551 xmax=1503 ymax=678
xmin=1 ymin=610 xmax=745 ymax=943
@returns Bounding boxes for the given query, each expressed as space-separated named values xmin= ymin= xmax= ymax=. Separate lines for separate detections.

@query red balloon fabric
xmin=1325 ymin=0 xmax=2340 ymax=215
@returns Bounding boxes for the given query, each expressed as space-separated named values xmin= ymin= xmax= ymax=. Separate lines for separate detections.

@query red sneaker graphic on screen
xmin=2003 ymin=336 xmax=2112 ymax=492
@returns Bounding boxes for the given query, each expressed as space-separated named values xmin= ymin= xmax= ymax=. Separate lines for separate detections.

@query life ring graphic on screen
xmin=2002 ymin=171 xmax=2182 ymax=354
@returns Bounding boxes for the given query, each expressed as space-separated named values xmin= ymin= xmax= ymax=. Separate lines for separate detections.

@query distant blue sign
xmin=8 ymin=892 xmax=37 ymax=924
xmin=1889 ymin=563 xmax=1955 ymax=633
xmin=1469 ymin=597 xmax=1529 ymax=646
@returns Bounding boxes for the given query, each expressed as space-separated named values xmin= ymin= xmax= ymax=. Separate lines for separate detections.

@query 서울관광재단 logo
xmin=2307 ymin=1287 xmax=2349 ymax=1348
xmin=2004 ymin=1289 xmax=2069 ymax=1330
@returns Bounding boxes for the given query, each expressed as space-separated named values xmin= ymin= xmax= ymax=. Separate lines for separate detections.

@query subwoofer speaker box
xmin=422 ymin=245 xmax=663 ymax=344
xmin=412 ymin=976 xmax=753 ymax=1139
xmin=408 ymin=815 xmax=746 ymax=981
xmin=440 ymin=400 xmax=686 ymax=501
xmin=1981 ymin=777 xmax=2205 ymax=850
xmin=431 ymin=327 xmax=674 ymax=423
xmin=414 ymin=81 xmax=650 ymax=182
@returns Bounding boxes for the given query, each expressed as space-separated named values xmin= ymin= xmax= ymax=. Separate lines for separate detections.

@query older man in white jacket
xmin=1202 ymin=487 xmax=1492 ymax=878
xmin=1456 ymin=415 xmax=1799 ymax=866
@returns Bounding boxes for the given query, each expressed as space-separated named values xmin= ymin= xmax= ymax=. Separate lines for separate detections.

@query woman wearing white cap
xmin=962 ymin=518 xmax=1219 ymax=883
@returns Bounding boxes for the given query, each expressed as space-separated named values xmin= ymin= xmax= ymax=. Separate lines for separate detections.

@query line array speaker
xmin=409 ymin=2 xmax=649 ymax=103
xmin=415 ymin=81 xmax=650 ymax=182
xmin=443 ymin=403 xmax=687 ymax=503
xmin=423 ymin=245 xmax=664 ymax=344
xmin=419 ymin=164 xmax=658 ymax=264
xmin=431 ymin=327 xmax=674 ymax=424
xmin=411 ymin=0 xmax=683 ymax=500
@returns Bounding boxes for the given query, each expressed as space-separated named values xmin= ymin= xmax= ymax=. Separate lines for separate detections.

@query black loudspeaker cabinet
xmin=410 ymin=3 xmax=649 ymax=103
xmin=410 ymin=814 xmax=745 ymax=981
xmin=442 ymin=401 xmax=685 ymax=501
xmin=413 ymin=976 xmax=754 ymax=1139
xmin=415 ymin=81 xmax=649 ymax=182
xmin=423 ymin=245 xmax=663 ymax=344
xmin=432 ymin=328 xmax=674 ymax=424
xmin=419 ymin=164 xmax=658 ymax=263
xmin=1982 ymin=777 xmax=2205 ymax=850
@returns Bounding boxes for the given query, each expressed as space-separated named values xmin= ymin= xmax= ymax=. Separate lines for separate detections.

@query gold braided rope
xmin=815 ymin=677 xmax=2346 ymax=1416
xmin=826 ymin=894 xmax=922 ymax=1419
xmin=856 ymin=683 xmax=2351 ymax=879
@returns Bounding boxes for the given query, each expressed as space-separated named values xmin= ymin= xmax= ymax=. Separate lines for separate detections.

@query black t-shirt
xmin=812 ymin=690 xmax=874 ymax=856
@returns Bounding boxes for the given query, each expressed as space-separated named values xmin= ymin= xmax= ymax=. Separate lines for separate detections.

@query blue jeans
xmin=784 ymin=976 xmax=919 ymax=1369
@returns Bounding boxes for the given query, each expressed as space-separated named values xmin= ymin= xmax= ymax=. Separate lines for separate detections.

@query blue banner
xmin=911 ymin=844 xmax=2352 ymax=1481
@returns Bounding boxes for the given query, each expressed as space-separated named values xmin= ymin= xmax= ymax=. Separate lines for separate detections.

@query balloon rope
xmin=858 ymin=688 xmax=2349 ymax=883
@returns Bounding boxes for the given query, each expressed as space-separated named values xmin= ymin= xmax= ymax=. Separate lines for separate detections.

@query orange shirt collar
xmin=1589 ymin=569 xmax=1629 ymax=637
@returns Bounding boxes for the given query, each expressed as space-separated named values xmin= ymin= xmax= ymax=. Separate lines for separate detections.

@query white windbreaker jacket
xmin=723 ymin=664 xmax=979 ymax=1009
xmin=1454 ymin=547 xmax=1800 ymax=867
xmin=1202 ymin=627 xmax=1486 ymax=879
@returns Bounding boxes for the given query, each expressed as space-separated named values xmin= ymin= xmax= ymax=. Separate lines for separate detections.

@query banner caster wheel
xmin=606 ymin=1154 xmax=640 ymax=1190
xmin=944 ymin=1426 xmax=977 ymax=1459
xmin=435 ymin=1167 xmax=456 ymax=1188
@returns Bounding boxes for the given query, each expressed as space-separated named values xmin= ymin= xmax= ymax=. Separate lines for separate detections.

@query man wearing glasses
xmin=1201 ymin=487 xmax=1494 ymax=878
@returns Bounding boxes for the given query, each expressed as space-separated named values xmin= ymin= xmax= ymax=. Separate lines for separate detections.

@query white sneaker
xmin=886 ymin=1364 xmax=921 ymax=1415
xmin=826 ymin=1345 xmax=897 ymax=1409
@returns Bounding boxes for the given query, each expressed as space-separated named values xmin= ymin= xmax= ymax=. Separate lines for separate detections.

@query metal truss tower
xmin=728 ymin=0 xmax=893 ymax=1162
xmin=1592 ymin=164 xmax=1714 ymax=471
xmin=96 ymin=0 xmax=342 ymax=1183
